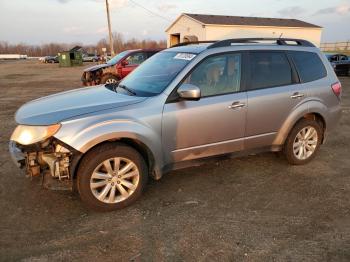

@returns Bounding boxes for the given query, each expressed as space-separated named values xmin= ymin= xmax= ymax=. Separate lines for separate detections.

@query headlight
xmin=10 ymin=124 xmax=61 ymax=145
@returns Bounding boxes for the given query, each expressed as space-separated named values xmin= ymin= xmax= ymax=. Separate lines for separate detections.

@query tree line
xmin=0 ymin=32 xmax=167 ymax=57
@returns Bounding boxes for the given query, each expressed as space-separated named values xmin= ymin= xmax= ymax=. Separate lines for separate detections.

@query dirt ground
xmin=0 ymin=60 xmax=349 ymax=261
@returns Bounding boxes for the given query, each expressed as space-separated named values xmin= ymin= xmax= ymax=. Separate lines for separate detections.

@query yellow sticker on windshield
xmin=174 ymin=53 xmax=196 ymax=61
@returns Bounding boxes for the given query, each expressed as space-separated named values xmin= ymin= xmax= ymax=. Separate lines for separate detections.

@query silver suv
xmin=9 ymin=38 xmax=342 ymax=211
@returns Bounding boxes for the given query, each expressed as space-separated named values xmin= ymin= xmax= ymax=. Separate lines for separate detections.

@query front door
xmin=162 ymin=52 xmax=247 ymax=163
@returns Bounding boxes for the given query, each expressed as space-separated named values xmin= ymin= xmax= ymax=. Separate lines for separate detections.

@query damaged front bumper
xmin=9 ymin=139 xmax=75 ymax=190
xmin=81 ymin=71 xmax=102 ymax=86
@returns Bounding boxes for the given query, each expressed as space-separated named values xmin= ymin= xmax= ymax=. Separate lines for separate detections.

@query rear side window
xmin=248 ymin=52 xmax=292 ymax=90
xmin=290 ymin=51 xmax=327 ymax=83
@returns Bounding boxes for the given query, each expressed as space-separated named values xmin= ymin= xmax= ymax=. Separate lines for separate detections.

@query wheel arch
xmin=273 ymin=102 xmax=328 ymax=146
xmin=58 ymin=120 xmax=164 ymax=181
xmin=71 ymin=138 xmax=160 ymax=182
xmin=102 ymin=72 xmax=120 ymax=78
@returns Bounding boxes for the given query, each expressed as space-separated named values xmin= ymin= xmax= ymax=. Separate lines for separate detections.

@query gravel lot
xmin=0 ymin=60 xmax=349 ymax=261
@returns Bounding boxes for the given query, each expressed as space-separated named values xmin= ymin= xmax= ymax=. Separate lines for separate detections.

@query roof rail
xmin=171 ymin=41 xmax=217 ymax=48
xmin=208 ymin=38 xmax=315 ymax=49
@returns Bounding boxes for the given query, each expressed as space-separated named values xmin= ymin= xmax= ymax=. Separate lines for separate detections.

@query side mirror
xmin=121 ymin=60 xmax=129 ymax=66
xmin=177 ymin=83 xmax=201 ymax=100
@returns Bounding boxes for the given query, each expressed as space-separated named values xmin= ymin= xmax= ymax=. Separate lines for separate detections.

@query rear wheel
xmin=284 ymin=119 xmax=323 ymax=165
xmin=77 ymin=143 xmax=148 ymax=211
xmin=101 ymin=74 xmax=119 ymax=84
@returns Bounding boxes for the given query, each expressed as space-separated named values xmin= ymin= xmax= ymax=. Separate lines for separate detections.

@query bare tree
xmin=0 ymin=32 xmax=166 ymax=57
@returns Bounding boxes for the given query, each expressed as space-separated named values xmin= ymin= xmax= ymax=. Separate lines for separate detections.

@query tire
xmin=77 ymin=143 xmax=148 ymax=211
xmin=284 ymin=119 xmax=323 ymax=165
xmin=101 ymin=74 xmax=119 ymax=84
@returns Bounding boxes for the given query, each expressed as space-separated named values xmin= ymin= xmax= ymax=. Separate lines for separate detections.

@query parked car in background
xmin=98 ymin=53 xmax=112 ymax=63
xmin=10 ymin=38 xmax=341 ymax=211
xmin=82 ymin=53 xmax=99 ymax=62
xmin=43 ymin=55 xmax=59 ymax=63
xmin=325 ymin=53 xmax=350 ymax=76
xmin=38 ymin=56 xmax=46 ymax=62
xmin=81 ymin=49 xmax=162 ymax=86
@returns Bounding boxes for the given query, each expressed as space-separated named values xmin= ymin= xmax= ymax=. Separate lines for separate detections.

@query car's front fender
xmin=54 ymin=118 xmax=164 ymax=176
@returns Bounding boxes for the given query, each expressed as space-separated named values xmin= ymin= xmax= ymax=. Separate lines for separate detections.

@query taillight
xmin=331 ymin=82 xmax=342 ymax=98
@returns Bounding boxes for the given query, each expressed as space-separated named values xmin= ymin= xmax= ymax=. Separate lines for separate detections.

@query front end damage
xmin=81 ymin=70 xmax=103 ymax=86
xmin=9 ymin=138 xmax=78 ymax=190
xmin=82 ymin=64 xmax=120 ymax=86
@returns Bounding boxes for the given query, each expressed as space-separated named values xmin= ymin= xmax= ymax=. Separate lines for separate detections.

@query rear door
xmin=244 ymin=50 xmax=302 ymax=149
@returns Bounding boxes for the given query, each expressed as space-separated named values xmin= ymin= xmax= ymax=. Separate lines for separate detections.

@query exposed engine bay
xmin=12 ymin=138 xmax=77 ymax=190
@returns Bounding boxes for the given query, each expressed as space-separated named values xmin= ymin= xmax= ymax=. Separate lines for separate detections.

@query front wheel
xmin=284 ymin=119 xmax=323 ymax=165
xmin=77 ymin=143 xmax=148 ymax=211
xmin=101 ymin=74 xmax=119 ymax=84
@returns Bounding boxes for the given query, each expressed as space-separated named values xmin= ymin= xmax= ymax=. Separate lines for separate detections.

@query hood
xmin=15 ymin=85 xmax=147 ymax=125
xmin=83 ymin=63 xmax=111 ymax=72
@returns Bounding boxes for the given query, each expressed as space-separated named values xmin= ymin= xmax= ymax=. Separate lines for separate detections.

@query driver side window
xmin=126 ymin=52 xmax=147 ymax=66
xmin=184 ymin=53 xmax=241 ymax=97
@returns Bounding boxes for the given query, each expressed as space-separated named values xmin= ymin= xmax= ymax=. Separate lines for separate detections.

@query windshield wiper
xmin=105 ymin=82 xmax=119 ymax=92
xmin=117 ymin=84 xmax=136 ymax=96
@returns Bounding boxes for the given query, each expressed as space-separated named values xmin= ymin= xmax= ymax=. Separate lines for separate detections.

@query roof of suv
xmin=166 ymin=38 xmax=317 ymax=54
xmin=166 ymin=44 xmax=210 ymax=54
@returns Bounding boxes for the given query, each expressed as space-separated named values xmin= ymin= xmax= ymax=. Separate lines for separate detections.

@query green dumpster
xmin=58 ymin=46 xmax=83 ymax=67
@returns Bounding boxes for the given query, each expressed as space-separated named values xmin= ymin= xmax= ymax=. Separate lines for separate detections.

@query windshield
xmin=107 ymin=50 xmax=130 ymax=65
xmin=119 ymin=51 xmax=194 ymax=96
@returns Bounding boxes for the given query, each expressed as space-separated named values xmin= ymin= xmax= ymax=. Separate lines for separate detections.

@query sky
xmin=0 ymin=0 xmax=349 ymax=45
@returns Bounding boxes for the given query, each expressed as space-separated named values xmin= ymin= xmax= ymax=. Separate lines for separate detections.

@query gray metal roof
xmin=165 ymin=44 xmax=210 ymax=54
xmin=185 ymin=13 xmax=321 ymax=28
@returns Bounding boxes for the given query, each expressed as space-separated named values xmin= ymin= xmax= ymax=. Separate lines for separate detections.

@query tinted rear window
xmin=290 ymin=51 xmax=327 ymax=83
xmin=249 ymin=52 xmax=292 ymax=90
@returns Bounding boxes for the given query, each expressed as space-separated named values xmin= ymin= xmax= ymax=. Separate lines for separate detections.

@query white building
xmin=166 ymin=13 xmax=322 ymax=47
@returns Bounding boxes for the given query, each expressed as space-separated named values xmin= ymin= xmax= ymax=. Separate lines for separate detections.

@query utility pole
xmin=105 ymin=0 xmax=115 ymax=56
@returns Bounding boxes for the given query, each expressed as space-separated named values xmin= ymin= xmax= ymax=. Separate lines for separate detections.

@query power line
xmin=128 ymin=0 xmax=188 ymax=30
xmin=128 ymin=0 xmax=172 ymax=23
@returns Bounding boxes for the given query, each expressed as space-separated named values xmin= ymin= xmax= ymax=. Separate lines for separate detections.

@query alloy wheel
xmin=105 ymin=78 xmax=118 ymax=84
xmin=292 ymin=126 xmax=318 ymax=160
xmin=90 ymin=157 xmax=140 ymax=204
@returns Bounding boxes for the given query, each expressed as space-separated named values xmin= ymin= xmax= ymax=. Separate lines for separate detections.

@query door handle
xmin=228 ymin=101 xmax=245 ymax=109
xmin=290 ymin=92 xmax=305 ymax=99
